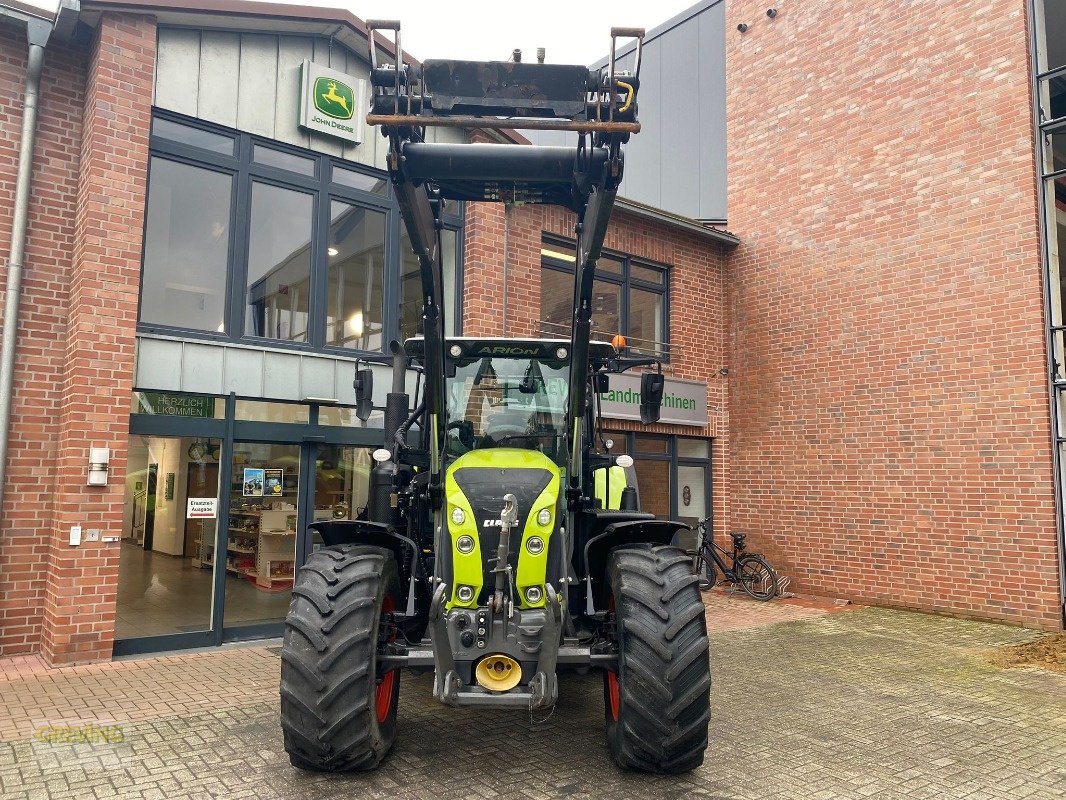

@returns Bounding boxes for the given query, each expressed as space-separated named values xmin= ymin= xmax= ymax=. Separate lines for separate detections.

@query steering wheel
xmin=446 ymin=419 xmax=476 ymax=450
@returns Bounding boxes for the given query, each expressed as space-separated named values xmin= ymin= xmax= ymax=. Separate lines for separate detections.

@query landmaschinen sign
xmin=598 ymin=373 xmax=708 ymax=427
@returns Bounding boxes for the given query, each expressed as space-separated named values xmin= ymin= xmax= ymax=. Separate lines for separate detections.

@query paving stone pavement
xmin=1 ymin=598 xmax=1064 ymax=800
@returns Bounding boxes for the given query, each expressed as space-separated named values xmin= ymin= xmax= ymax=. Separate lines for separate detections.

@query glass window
xmin=591 ymin=279 xmax=622 ymax=339
xmin=245 ymin=183 xmax=314 ymax=342
xmin=633 ymin=458 xmax=670 ymax=517
xmin=140 ymin=158 xmax=232 ymax=332
xmin=634 ymin=434 xmax=669 ymax=453
xmin=311 ymin=445 xmax=374 ymax=547
xmin=234 ymin=400 xmax=310 ymax=423
xmin=131 ymin=391 xmax=224 ymax=418
xmin=598 ymin=253 xmax=623 ymax=275
xmin=628 ymin=286 xmax=664 ymax=354
xmin=399 ymin=227 xmax=458 ymax=340
xmin=632 ymin=263 xmax=665 ymax=285
xmin=1048 ymin=73 xmax=1066 ymax=122
xmin=141 ymin=114 xmax=463 ymax=354
xmin=318 ymin=405 xmax=361 ymax=426
xmin=253 ymin=145 xmax=315 ymax=176
xmin=1038 ymin=1 xmax=1066 ymax=73
xmin=326 ymin=203 xmax=385 ymax=350
xmin=540 ymin=237 xmax=669 ymax=357
xmin=151 ymin=117 xmax=235 ymax=156
xmin=677 ymin=464 xmax=708 ymax=524
xmin=677 ymin=438 xmax=710 ymax=459
xmin=333 ymin=165 xmax=388 ymax=194
xmin=541 ymin=240 xmax=575 ymax=264
xmin=539 ymin=268 xmax=574 ymax=337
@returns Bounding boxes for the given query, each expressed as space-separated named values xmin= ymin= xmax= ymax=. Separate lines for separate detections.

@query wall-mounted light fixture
xmin=766 ymin=8 xmax=778 ymax=18
xmin=737 ymin=23 xmax=749 ymax=32
xmin=87 ymin=447 xmax=110 ymax=486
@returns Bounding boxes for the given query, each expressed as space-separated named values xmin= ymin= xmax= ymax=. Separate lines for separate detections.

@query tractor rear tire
xmin=603 ymin=545 xmax=711 ymax=773
xmin=280 ymin=544 xmax=401 ymax=772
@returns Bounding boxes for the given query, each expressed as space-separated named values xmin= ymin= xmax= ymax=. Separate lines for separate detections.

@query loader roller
xmin=279 ymin=21 xmax=711 ymax=774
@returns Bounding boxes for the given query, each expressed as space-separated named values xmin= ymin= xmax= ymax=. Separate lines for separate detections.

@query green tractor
xmin=279 ymin=22 xmax=710 ymax=774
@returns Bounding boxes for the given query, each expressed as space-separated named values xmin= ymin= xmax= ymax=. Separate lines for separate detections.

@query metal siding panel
xmin=658 ymin=24 xmax=700 ymax=218
xmin=620 ymin=37 xmax=661 ymax=209
xmin=263 ymin=351 xmax=302 ymax=400
xmin=134 ymin=338 xmax=184 ymax=390
xmin=197 ymin=31 xmax=242 ymax=129
xmin=180 ymin=343 xmax=224 ymax=395
xmin=698 ymin=5 xmax=728 ymax=221
xmin=339 ymin=55 xmax=372 ymax=163
xmin=300 ymin=356 xmax=336 ymax=399
xmin=223 ymin=347 xmax=265 ymax=397
xmin=276 ymin=36 xmax=314 ymax=150
xmin=155 ymin=28 xmax=200 ymax=116
xmin=236 ymin=34 xmax=280 ymax=138
xmin=309 ymin=39 xmax=344 ymax=157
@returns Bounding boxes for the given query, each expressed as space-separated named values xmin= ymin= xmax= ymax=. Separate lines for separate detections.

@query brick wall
xmin=37 ymin=12 xmax=155 ymax=664
xmin=725 ymin=0 xmax=1062 ymax=627
xmin=462 ymin=200 xmax=731 ymax=537
xmin=0 ymin=20 xmax=87 ymax=656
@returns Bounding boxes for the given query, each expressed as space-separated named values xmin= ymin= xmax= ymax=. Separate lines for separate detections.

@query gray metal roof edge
xmin=590 ymin=0 xmax=726 ymax=68
xmin=614 ymin=197 xmax=738 ymax=247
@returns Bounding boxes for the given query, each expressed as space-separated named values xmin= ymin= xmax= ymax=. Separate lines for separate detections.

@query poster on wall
xmin=243 ymin=468 xmax=265 ymax=497
xmin=264 ymin=469 xmax=284 ymax=497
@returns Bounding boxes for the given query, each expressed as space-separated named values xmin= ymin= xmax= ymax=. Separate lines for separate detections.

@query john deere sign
xmin=299 ymin=61 xmax=365 ymax=144
xmin=598 ymin=373 xmax=708 ymax=427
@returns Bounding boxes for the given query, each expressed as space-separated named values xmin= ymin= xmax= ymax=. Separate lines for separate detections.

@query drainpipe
xmin=0 ymin=10 xmax=54 ymax=525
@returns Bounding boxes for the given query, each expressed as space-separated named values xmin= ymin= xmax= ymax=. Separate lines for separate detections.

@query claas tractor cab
xmin=279 ymin=22 xmax=710 ymax=775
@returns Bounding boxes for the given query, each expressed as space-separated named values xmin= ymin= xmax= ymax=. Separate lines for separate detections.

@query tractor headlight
xmin=525 ymin=586 xmax=543 ymax=603
xmin=526 ymin=536 xmax=544 ymax=555
xmin=537 ymin=508 xmax=551 ymax=527
xmin=451 ymin=507 xmax=465 ymax=526
xmin=456 ymin=535 xmax=475 ymax=554
xmin=457 ymin=585 xmax=475 ymax=602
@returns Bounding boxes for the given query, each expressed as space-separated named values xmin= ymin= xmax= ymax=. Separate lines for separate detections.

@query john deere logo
xmin=314 ymin=78 xmax=354 ymax=120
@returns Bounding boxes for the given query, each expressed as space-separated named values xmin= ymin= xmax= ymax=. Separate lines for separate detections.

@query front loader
xmin=279 ymin=22 xmax=711 ymax=774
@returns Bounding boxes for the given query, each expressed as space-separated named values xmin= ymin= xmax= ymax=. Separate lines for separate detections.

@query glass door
xmin=222 ymin=441 xmax=301 ymax=634
xmin=116 ymin=436 xmax=221 ymax=643
xmin=309 ymin=444 xmax=374 ymax=553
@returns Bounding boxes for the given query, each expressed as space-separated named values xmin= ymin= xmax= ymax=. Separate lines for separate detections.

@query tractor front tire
xmin=280 ymin=544 xmax=401 ymax=772
xmin=604 ymin=545 xmax=711 ymax=773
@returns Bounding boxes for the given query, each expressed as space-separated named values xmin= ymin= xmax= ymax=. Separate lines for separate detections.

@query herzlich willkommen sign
xmin=299 ymin=61 xmax=366 ymax=144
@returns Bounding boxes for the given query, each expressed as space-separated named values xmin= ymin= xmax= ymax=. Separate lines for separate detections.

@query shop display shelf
xmin=228 ymin=545 xmax=255 ymax=554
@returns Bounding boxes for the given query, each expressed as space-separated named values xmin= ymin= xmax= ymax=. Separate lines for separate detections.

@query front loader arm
xmin=366 ymin=21 xmax=643 ymax=514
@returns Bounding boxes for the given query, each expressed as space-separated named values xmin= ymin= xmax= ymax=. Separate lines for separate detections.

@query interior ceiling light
xmin=327 ymin=247 xmax=339 ymax=256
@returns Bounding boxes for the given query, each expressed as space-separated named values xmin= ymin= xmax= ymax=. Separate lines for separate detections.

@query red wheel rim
xmin=375 ymin=595 xmax=396 ymax=723
xmin=607 ymin=671 xmax=621 ymax=721
xmin=607 ymin=594 xmax=620 ymax=721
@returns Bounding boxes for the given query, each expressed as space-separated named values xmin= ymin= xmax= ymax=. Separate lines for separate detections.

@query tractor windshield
xmin=445 ymin=354 xmax=569 ymax=465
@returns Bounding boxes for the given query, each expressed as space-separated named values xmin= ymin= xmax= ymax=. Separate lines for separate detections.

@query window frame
xmin=137 ymin=110 xmax=464 ymax=356
xmin=539 ymin=234 xmax=671 ymax=360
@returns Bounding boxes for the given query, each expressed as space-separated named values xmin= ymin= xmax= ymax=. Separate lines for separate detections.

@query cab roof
xmin=403 ymin=337 xmax=617 ymax=363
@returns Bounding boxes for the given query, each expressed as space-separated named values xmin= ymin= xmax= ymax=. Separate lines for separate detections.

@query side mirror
xmin=639 ymin=372 xmax=665 ymax=425
xmin=354 ymin=368 xmax=374 ymax=422
xmin=595 ymin=372 xmax=610 ymax=393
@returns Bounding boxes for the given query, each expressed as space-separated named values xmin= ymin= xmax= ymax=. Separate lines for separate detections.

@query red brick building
xmin=0 ymin=0 xmax=1061 ymax=665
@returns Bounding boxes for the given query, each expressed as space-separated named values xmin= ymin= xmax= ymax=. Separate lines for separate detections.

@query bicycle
xmin=691 ymin=516 xmax=779 ymax=601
